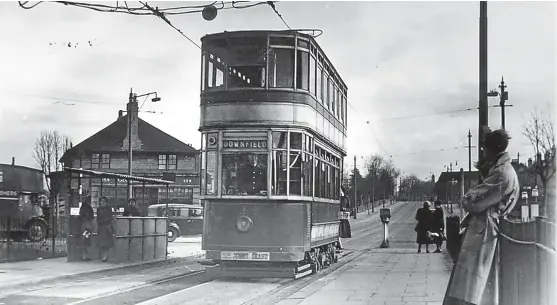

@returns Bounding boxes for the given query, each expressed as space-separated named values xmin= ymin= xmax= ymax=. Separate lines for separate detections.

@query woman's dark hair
xmin=423 ymin=201 xmax=430 ymax=208
xmin=100 ymin=196 xmax=109 ymax=203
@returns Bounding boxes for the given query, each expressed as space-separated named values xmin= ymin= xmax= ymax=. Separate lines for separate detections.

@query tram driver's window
xmin=222 ymin=154 xmax=267 ymax=196
xmin=206 ymin=151 xmax=217 ymax=195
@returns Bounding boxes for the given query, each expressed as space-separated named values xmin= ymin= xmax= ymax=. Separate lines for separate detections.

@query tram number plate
xmin=221 ymin=251 xmax=270 ymax=261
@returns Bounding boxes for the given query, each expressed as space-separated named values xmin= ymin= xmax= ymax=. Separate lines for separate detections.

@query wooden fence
xmin=499 ymin=158 xmax=556 ymax=305
xmin=499 ymin=217 xmax=556 ymax=305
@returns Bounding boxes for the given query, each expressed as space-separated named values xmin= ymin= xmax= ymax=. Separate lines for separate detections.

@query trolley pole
xmin=353 ymin=155 xmax=357 ymax=219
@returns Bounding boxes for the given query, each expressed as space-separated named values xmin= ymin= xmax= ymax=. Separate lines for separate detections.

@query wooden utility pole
xmin=353 ymin=155 xmax=357 ymax=219
xmin=478 ymin=1 xmax=489 ymax=162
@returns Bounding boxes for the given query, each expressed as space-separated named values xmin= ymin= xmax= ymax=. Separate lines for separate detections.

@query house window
xmin=158 ymin=154 xmax=177 ymax=170
xmin=101 ymin=153 xmax=110 ymax=169
xmin=168 ymin=155 xmax=177 ymax=170
xmin=158 ymin=155 xmax=167 ymax=170
xmin=92 ymin=154 xmax=100 ymax=169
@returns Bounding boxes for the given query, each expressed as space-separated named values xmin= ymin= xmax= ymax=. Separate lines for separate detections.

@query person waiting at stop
xmin=123 ymin=198 xmax=141 ymax=217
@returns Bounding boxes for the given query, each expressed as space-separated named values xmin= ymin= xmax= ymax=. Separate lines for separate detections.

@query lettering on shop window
xmin=222 ymin=140 xmax=267 ymax=149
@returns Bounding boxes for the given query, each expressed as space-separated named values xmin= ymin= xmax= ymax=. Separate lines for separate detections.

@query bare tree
xmin=33 ymin=130 xmax=72 ymax=193
xmin=523 ymin=109 xmax=556 ymax=217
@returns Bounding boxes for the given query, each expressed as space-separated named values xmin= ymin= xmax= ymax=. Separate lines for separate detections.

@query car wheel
xmin=27 ymin=220 xmax=48 ymax=242
xmin=168 ymin=227 xmax=178 ymax=242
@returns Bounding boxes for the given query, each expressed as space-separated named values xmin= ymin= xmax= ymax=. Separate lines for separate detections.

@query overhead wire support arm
xmin=139 ymin=1 xmax=201 ymax=49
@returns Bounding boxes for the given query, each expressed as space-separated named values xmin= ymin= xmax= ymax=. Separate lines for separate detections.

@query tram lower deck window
xmin=222 ymin=154 xmax=267 ymax=196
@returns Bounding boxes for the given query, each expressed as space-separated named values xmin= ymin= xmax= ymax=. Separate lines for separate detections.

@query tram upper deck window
xmin=268 ymin=48 xmax=294 ymax=88
xmin=222 ymin=154 xmax=267 ymax=196
xmin=203 ymin=36 xmax=267 ymax=90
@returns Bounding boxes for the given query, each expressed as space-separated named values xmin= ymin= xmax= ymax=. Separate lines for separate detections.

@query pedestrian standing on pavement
xmin=123 ymin=198 xmax=141 ymax=217
xmin=79 ymin=196 xmax=95 ymax=261
xmin=443 ymin=129 xmax=519 ymax=305
xmin=337 ymin=185 xmax=352 ymax=252
xmin=415 ymin=201 xmax=433 ymax=253
xmin=431 ymin=200 xmax=445 ymax=253
xmin=96 ymin=196 xmax=115 ymax=262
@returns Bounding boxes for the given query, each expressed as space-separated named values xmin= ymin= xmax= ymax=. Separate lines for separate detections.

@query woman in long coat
xmin=96 ymin=196 xmax=115 ymax=262
xmin=79 ymin=196 xmax=95 ymax=261
xmin=415 ymin=201 xmax=433 ymax=253
xmin=443 ymin=129 xmax=519 ymax=305
xmin=336 ymin=185 xmax=352 ymax=251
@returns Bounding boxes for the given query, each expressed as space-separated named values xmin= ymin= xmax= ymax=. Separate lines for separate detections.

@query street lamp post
xmin=487 ymin=77 xmax=512 ymax=130
xmin=125 ymin=89 xmax=161 ymax=198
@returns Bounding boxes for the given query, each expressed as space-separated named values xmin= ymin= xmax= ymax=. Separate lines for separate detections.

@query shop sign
xmin=222 ymin=140 xmax=267 ymax=149
xmin=0 ymin=190 xmax=17 ymax=197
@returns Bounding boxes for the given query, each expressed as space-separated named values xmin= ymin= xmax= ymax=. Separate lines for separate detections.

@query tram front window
xmin=222 ymin=154 xmax=267 ymax=196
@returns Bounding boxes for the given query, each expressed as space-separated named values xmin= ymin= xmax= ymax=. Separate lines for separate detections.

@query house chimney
xmin=122 ymin=96 xmax=142 ymax=150
xmin=118 ymin=110 xmax=123 ymax=119
xmin=12 ymin=157 xmax=15 ymax=165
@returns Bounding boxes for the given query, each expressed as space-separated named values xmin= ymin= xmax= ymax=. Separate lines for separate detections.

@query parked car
xmin=147 ymin=204 xmax=203 ymax=242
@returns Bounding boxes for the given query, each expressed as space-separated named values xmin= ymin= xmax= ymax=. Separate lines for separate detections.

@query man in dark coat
xmin=431 ymin=200 xmax=445 ymax=253
xmin=415 ymin=201 xmax=433 ymax=253
xmin=239 ymin=155 xmax=266 ymax=195
xmin=123 ymin=198 xmax=141 ymax=217
xmin=96 ymin=196 xmax=115 ymax=262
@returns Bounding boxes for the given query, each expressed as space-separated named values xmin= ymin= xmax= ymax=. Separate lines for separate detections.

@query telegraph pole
xmin=478 ymin=1 xmax=489 ymax=162
xmin=353 ymin=155 xmax=357 ymax=219
xmin=466 ymin=130 xmax=476 ymax=191
xmin=128 ymin=89 xmax=135 ymax=199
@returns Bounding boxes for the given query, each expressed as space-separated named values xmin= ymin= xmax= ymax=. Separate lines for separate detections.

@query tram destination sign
xmin=223 ymin=139 xmax=267 ymax=149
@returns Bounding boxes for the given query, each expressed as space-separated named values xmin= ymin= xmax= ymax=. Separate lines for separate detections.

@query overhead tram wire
xmin=139 ymin=2 xmax=201 ymax=50
xmin=346 ymin=101 xmax=393 ymax=159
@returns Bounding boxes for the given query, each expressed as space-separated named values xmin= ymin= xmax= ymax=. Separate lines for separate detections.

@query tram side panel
xmin=310 ymin=201 xmax=340 ymax=248
xmin=203 ymin=200 xmax=310 ymax=263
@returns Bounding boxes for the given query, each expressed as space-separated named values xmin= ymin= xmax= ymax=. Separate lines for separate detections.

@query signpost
xmin=380 ymin=208 xmax=391 ymax=248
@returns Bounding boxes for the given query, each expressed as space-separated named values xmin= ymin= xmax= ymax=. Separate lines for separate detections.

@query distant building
xmin=57 ymin=100 xmax=200 ymax=215
xmin=435 ymin=170 xmax=480 ymax=203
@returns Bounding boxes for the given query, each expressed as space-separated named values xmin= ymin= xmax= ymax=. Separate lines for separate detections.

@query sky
xmin=0 ymin=0 xmax=555 ymax=181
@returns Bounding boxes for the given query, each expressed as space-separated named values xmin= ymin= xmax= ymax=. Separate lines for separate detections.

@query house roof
xmin=436 ymin=171 xmax=480 ymax=184
xmin=62 ymin=114 xmax=198 ymax=160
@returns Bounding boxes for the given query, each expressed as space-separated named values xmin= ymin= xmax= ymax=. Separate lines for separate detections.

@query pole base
xmin=380 ymin=240 xmax=390 ymax=248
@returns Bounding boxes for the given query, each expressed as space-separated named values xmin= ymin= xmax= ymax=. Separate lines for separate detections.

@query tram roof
xmin=63 ymin=167 xmax=175 ymax=185
xmin=201 ymin=30 xmax=347 ymax=90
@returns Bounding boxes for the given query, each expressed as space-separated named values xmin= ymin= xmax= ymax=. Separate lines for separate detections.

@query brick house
xmin=58 ymin=100 xmax=200 ymax=214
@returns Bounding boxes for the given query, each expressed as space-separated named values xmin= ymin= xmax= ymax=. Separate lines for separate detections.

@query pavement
xmin=0 ymin=235 xmax=204 ymax=290
xmin=272 ymin=202 xmax=454 ymax=305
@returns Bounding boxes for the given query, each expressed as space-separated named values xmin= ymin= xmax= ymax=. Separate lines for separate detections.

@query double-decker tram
xmin=199 ymin=30 xmax=348 ymax=278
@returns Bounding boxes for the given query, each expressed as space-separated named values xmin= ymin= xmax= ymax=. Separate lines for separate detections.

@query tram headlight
xmin=236 ymin=215 xmax=253 ymax=233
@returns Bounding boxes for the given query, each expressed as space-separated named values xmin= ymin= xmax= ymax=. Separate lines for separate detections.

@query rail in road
xmin=0 ymin=202 xmax=419 ymax=305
